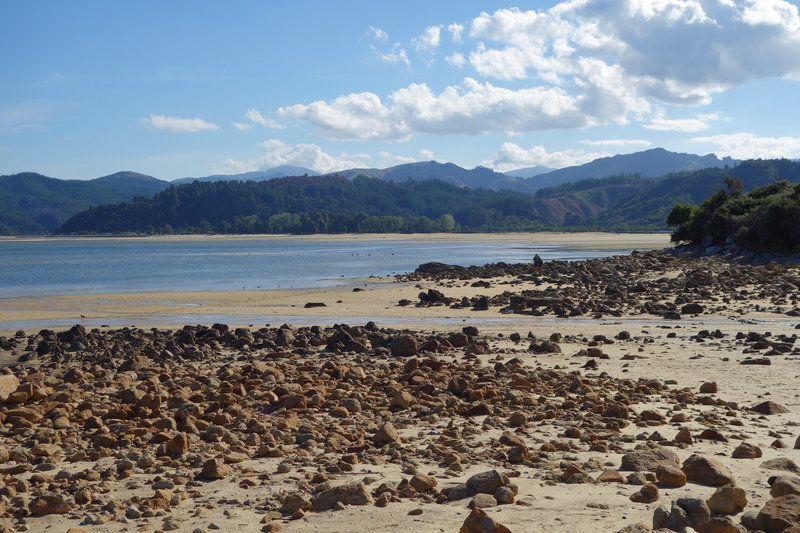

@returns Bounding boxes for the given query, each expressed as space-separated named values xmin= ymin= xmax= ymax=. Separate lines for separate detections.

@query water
xmin=0 ymin=236 xmax=653 ymax=299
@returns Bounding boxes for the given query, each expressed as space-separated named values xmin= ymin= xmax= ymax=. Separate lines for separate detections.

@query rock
xmin=699 ymin=381 xmax=718 ymax=393
xmin=762 ymin=458 xmax=800 ymax=474
xmin=29 ymin=494 xmax=71 ymax=514
xmin=657 ymin=465 xmax=687 ymax=488
xmin=653 ymin=502 xmax=687 ymax=532
xmin=630 ymin=482 xmax=659 ymax=503
xmin=675 ymin=427 xmax=694 ymax=445
xmin=373 ymin=421 xmax=401 ymax=446
xmin=617 ymin=524 xmax=651 ymax=533
xmin=621 ymin=446 xmax=680 ymax=472
xmin=281 ymin=493 xmax=310 ymax=514
xmin=390 ymin=335 xmax=418 ymax=357
xmin=597 ymin=469 xmax=624 ymax=483
xmin=470 ymin=493 xmax=498 ymax=509
xmin=201 ymin=458 xmax=230 ymax=480
xmin=311 ymin=481 xmax=373 ymax=512
xmin=752 ymin=401 xmax=790 ymax=415
xmin=697 ymin=517 xmax=748 ymax=533
xmin=732 ymin=442 xmax=762 ymax=459
xmin=771 ymin=476 xmax=800 ymax=498
xmin=391 ymin=390 xmax=414 ymax=409
xmin=755 ymin=494 xmax=800 ymax=532
xmin=676 ymin=497 xmax=712 ymax=530
xmin=467 ymin=470 xmax=508 ymax=495
xmin=165 ymin=433 xmax=191 ymax=455
xmin=459 ymin=507 xmax=511 ymax=533
xmin=707 ymin=486 xmax=747 ymax=515
xmin=410 ymin=473 xmax=437 ymax=492
xmin=682 ymin=454 xmax=736 ymax=486
xmin=0 ymin=375 xmax=20 ymax=401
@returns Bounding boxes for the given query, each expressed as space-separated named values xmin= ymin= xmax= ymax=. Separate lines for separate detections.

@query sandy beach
xmin=2 ymin=234 xmax=800 ymax=533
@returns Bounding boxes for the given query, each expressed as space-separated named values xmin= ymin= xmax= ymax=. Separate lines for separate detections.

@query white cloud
xmin=447 ymin=23 xmax=464 ymax=42
xmin=375 ymin=44 xmax=411 ymax=70
xmin=691 ymin=133 xmax=800 ymax=159
xmin=581 ymin=139 xmax=653 ymax=147
xmin=221 ymin=140 xmax=369 ymax=175
xmin=144 ymin=114 xmax=218 ymax=132
xmin=419 ymin=149 xmax=435 ymax=160
xmin=369 ymin=26 xmax=388 ymax=41
xmin=488 ymin=142 xmax=609 ymax=171
xmin=644 ymin=111 xmax=721 ymax=132
xmin=413 ymin=25 xmax=443 ymax=50
xmin=445 ymin=52 xmax=466 ymax=68
xmin=232 ymin=122 xmax=252 ymax=131
xmin=245 ymin=108 xmax=284 ymax=129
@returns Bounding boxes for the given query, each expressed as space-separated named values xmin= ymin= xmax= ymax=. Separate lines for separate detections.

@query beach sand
xmin=2 ymin=233 xmax=799 ymax=533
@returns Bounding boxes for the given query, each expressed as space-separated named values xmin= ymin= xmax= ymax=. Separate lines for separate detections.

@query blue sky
xmin=2 ymin=0 xmax=800 ymax=180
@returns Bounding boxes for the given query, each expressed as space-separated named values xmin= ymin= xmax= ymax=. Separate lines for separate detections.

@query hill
xmin=172 ymin=165 xmax=318 ymax=184
xmin=91 ymin=171 xmax=171 ymax=198
xmin=504 ymin=165 xmax=554 ymax=178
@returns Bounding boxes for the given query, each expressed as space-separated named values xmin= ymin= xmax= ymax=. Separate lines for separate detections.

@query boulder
xmin=311 ymin=481 xmax=373 ymax=512
xmin=390 ymin=335 xmax=418 ymax=357
xmin=682 ymin=454 xmax=735 ymax=486
xmin=621 ymin=446 xmax=680 ymax=472
xmin=707 ymin=486 xmax=747 ymax=515
xmin=29 ymin=494 xmax=71 ymax=514
xmin=459 ymin=507 xmax=511 ymax=533
xmin=752 ymin=401 xmax=790 ymax=415
xmin=373 ymin=421 xmax=401 ymax=446
xmin=0 ymin=375 xmax=20 ymax=402
xmin=201 ymin=458 xmax=230 ymax=480
xmin=467 ymin=470 xmax=508 ymax=495
xmin=755 ymin=494 xmax=800 ymax=532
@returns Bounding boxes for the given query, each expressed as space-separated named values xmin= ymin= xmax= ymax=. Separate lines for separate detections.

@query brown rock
xmin=621 ymin=446 xmax=680 ymax=472
xmin=755 ymin=494 xmax=800 ymax=532
xmin=311 ymin=481 xmax=373 ymax=512
xmin=0 ymin=375 xmax=20 ymax=402
xmin=373 ymin=421 xmax=400 ymax=446
xmin=165 ymin=433 xmax=191 ymax=455
xmin=657 ymin=465 xmax=687 ymax=488
xmin=699 ymin=381 xmax=718 ymax=393
xmin=682 ymin=454 xmax=736 ymax=486
xmin=732 ymin=441 xmax=762 ymax=459
xmin=597 ymin=469 xmax=624 ymax=483
xmin=470 ymin=493 xmax=498 ymax=509
xmin=391 ymin=390 xmax=414 ymax=409
xmin=707 ymin=486 xmax=747 ymax=515
xmin=762 ymin=458 xmax=800 ymax=474
xmin=410 ymin=473 xmax=437 ymax=492
xmin=201 ymin=458 xmax=230 ymax=480
xmin=29 ymin=494 xmax=71 ymax=514
xmin=391 ymin=335 xmax=418 ymax=357
xmin=630 ymin=482 xmax=659 ymax=503
xmin=697 ymin=516 xmax=748 ymax=533
xmin=771 ymin=476 xmax=800 ymax=498
xmin=752 ymin=401 xmax=790 ymax=415
xmin=459 ymin=507 xmax=511 ymax=533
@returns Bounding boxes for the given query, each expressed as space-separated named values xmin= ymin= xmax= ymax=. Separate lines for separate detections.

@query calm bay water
xmin=0 ymin=236 xmax=653 ymax=299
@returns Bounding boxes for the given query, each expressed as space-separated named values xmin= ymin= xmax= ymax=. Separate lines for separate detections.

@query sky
xmin=2 ymin=0 xmax=800 ymax=180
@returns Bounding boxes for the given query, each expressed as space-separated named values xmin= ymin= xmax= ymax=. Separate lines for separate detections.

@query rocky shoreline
xmin=1 ymin=250 xmax=800 ymax=532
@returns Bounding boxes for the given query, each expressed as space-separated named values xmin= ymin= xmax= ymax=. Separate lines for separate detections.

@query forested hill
xmin=57 ymin=175 xmax=598 ymax=234
xmin=53 ymin=158 xmax=800 ymax=235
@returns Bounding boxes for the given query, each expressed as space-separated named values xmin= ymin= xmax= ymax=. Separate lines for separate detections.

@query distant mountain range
xmin=0 ymin=148 xmax=741 ymax=234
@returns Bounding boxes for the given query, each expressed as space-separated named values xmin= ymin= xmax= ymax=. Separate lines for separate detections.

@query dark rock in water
xmin=415 ymin=262 xmax=465 ymax=274
xmin=304 ymin=302 xmax=326 ymax=308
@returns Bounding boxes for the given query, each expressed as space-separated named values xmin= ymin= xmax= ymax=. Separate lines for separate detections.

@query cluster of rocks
xmin=0 ymin=317 xmax=798 ymax=531
xmin=400 ymin=250 xmax=800 ymax=321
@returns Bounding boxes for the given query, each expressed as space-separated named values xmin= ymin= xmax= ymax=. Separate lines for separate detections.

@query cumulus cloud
xmin=279 ymin=77 xmax=637 ymax=141
xmin=489 ymin=142 xmax=609 ymax=171
xmin=413 ymin=25 xmax=443 ymax=50
xmin=232 ymin=122 xmax=252 ymax=131
xmin=447 ymin=23 xmax=464 ymax=42
xmin=419 ymin=149 xmax=435 ymax=160
xmin=375 ymin=44 xmax=411 ymax=70
xmin=644 ymin=111 xmax=720 ymax=132
xmin=222 ymin=139 xmax=369 ymax=175
xmin=691 ymin=132 xmax=800 ymax=159
xmin=580 ymin=139 xmax=653 ymax=147
xmin=445 ymin=53 xmax=466 ymax=68
xmin=144 ymin=114 xmax=218 ymax=132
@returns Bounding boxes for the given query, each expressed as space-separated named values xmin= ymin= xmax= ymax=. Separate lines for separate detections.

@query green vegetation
xmin=58 ymin=176 xmax=556 ymax=234
xmin=668 ymin=177 xmax=800 ymax=253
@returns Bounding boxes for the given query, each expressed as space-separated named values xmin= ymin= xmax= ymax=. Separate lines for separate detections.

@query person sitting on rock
xmin=532 ymin=253 xmax=544 ymax=273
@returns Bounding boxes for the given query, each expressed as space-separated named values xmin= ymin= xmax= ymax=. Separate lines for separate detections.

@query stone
xmin=653 ymin=502 xmax=687 ymax=532
xmin=165 ymin=433 xmax=191 ymax=455
xmin=752 ymin=401 xmax=790 ymax=415
xmin=0 ymin=375 xmax=20 ymax=401
xmin=201 ymin=458 xmax=230 ymax=480
xmin=391 ymin=390 xmax=414 ymax=409
xmin=682 ymin=454 xmax=735 ymax=486
xmin=697 ymin=517 xmax=748 ymax=533
xmin=467 ymin=470 xmax=507 ymax=495
xmin=617 ymin=524 xmax=651 ymax=533
xmin=311 ymin=481 xmax=373 ymax=512
xmin=755 ymin=494 xmax=800 ymax=532
xmin=29 ymin=494 xmax=71 ymax=514
xmin=707 ymin=486 xmax=747 ymax=515
xmin=409 ymin=473 xmax=437 ymax=492
xmin=281 ymin=493 xmax=310 ymax=515
xmin=657 ymin=465 xmax=686 ymax=488
xmin=459 ymin=507 xmax=511 ymax=533
xmin=675 ymin=427 xmax=694 ymax=445
xmin=597 ymin=469 xmax=624 ymax=483
xmin=676 ymin=497 xmax=712 ymax=531
xmin=732 ymin=442 xmax=762 ymax=459
xmin=373 ymin=421 xmax=401 ymax=446
xmin=762 ymin=458 xmax=800 ymax=474
xmin=390 ymin=335 xmax=418 ymax=357
xmin=470 ymin=493 xmax=498 ymax=509
xmin=630 ymin=482 xmax=658 ymax=503
xmin=699 ymin=381 xmax=718 ymax=393
xmin=771 ymin=476 xmax=800 ymax=498
xmin=621 ymin=446 xmax=680 ymax=472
